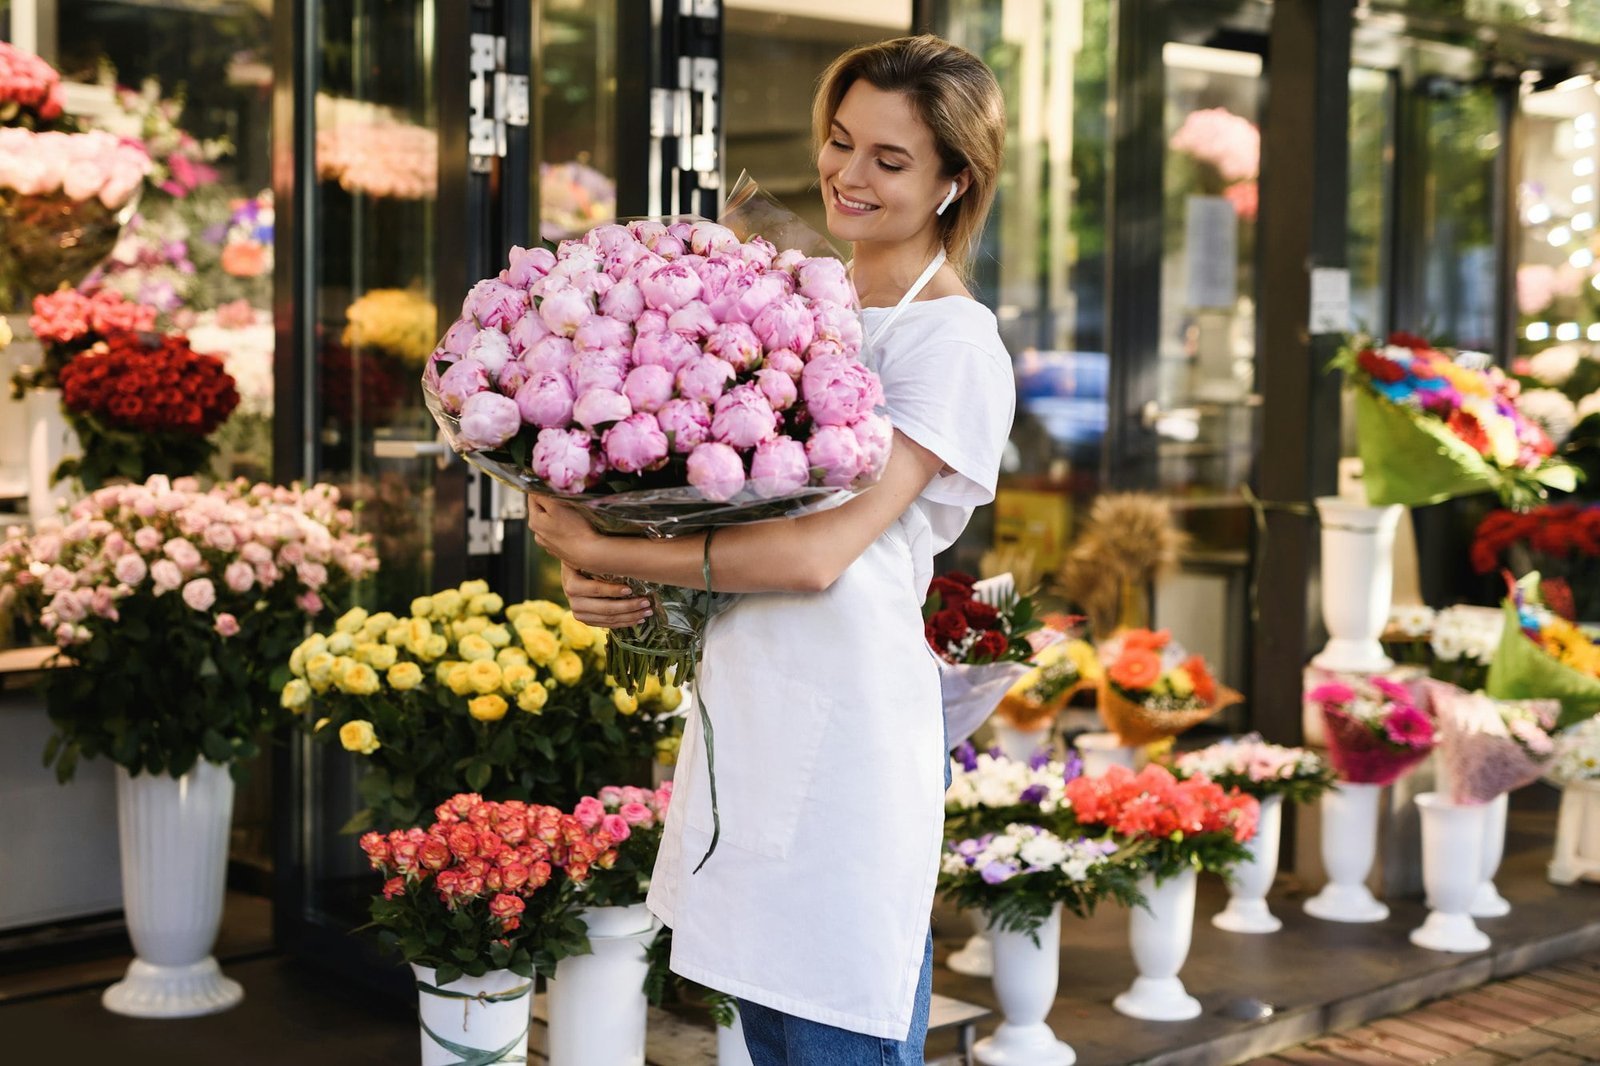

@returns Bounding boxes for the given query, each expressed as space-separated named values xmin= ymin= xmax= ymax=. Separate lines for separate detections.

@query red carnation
xmin=1357 ymin=349 xmax=1407 ymax=384
xmin=1387 ymin=331 xmax=1431 ymax=351
xmin=1447 ymin=409 xmax=1491 ymax=456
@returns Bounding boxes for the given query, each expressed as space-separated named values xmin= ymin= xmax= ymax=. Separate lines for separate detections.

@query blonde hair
xmin=811 ymin=34 xmax=1005 ymax=274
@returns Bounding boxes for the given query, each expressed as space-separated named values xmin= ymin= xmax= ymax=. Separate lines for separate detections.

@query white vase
xmin=25 ymin=387 xmax=80 ymax=522
xmin=412 ymin=964 xmax=534 ymax=1065
xmin=1410 ymin=793 xmax=1491 ymax=953
xmin=1469 ymin=792 xmax=1511 ymax=918
xmin=992 ymin=721 xmax=1051 ymax=763
xmin=1311 ymin=498 xmax=1404 ymax=674
xmin=717 ymin=1008 xmax=755 ymax=1066
xmin=973 ymin=902 xmax=1075 ymax=1065
xmin=1113 ymin=869 xmax=1201 ymax=1022
xmin=1213 ymin=793 xmax=1283 ymax=934
xmin=101 ymin=759 xmax=243 ymax=1018
xmin=1304 ymin=781 xmax=1390 ymax=923
xmin=546 ymin=902 xmax=658 ymax=1066
xmin=1073 ymin=731 xmax=1140 ymax=777
xmin=1550 ymin=779 xmax=1600 ymax=884
xmin=946 ymin=918 xmax=994 ymax=978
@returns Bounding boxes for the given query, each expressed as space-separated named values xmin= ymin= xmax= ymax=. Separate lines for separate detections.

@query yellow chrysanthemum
xmin=612 ymin=689 xmax=639 ymax=715
xmin=551 ymin=650 xmax=584 ymax=686
xmin=387 ymin=662 xmax=424 ymax=691
xmin=522 ymin=627 xmax=560 ymax=666
xmin=465 ymin=659 xmax=503 ymax=695
xmin=446 ymin=663 xmax=476 ymax=697
xmin=341 ymin=288 xmax=438 ymax=363
xmin=337 ymin=661 xmax=381 ymax=696
xmin=469 ymin=592 xmax=504 ymax=617
xmin=558 ymin=613 xmax=595 ymax=649
xmin=482 ymin=624 xmax=512 ymax=649
xmin=458 ymin=634 xmax=495 ymax=662
xmin=436 ymin=660 xmax=462 ymax=686
xmin=452 ymin=616 xmax=490 ymax=640
xmin=280 ymin=678 xmax=311 ymax=712
xmin=459 ymin=579 xmax=490 ymax=598
xmin=334 ymin=607 xmax=369 ymax=634
xmin=517 ymin=683 xmax=549 ymax=713
xmin=366 ymin=644 xmax=399 ymax=671
xmin=500 ymin=663 xmax=536 ymax=694
xmin=361 ymin=612 xmax=397 ymax=640
xmin=384 ymin=623 xmax=410 ymax=647
xmin=496 ymin=647 xmax=530 ymax=669
xmin=338 ymin=720 xmax=380 ymax=755
xmin=410 ymin=595 xmax=436 ymax=619
xmin=468 ymin=694 xmax=509 ymax=721
xmin=289 ymin=634 xmax=326 ymax=677
xmin=406 ymin=617 xmax=434 ymax=648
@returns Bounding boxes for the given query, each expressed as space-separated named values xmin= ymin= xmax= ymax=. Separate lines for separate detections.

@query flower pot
xmin=1469 ymin=792 xmax=1511 ymax=918
xmin=1304 ymin=781 xmax=1390 ymax=923
xmin=25 ymin=386 xmax=79 ymax=522
xmin=947 ymin=921 xmax=994 ymax=978
xmin=1073 ymin=731 xmax=1139 ymax=778
xmin=546 ymin=902 xmax=658 ymax=1066
xmin=1311 ymin=498 xmax=1404 ymax=674
xmin=973 ymin=902 xmax=1075 ymax=1065
xmin=412 ymin=963 xmax=533 ymax=1066
xmin=1113 ymin=869 xmax=1201 ymax=1022
xmin=1548 ymin=778 xmax=1600 ymax=885
xmin=1213 ymin=793 xmax=1283 ymax=934
xmin=101 ymin=759 xmax=242 ymax=1018
xmin=717 ymin=1008 xmax=754 ymax=1066
xmin=992 ymin=721 xmax=1051 ymax=763
xmin=1410 ymin=793 xmax=1491 ymax=953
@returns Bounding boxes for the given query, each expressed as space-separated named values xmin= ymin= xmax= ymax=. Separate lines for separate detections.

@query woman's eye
xmin=830 ymin=139 xmax=851 ymax=151
xmin=878 ymin=161 xmax=903 ymax=172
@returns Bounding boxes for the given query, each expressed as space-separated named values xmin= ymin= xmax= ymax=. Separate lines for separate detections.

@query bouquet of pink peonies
xmin=1427 ymin=681 xmax=1558 ymax=805
xmin=423 ymin=176 xmax=889 ymax=691
xmin=1306 ymin=675 xmax=1436 ymax=786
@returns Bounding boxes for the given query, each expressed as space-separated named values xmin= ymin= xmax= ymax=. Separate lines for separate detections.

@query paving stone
xmin=1405 ymin=1007 xmax=1510 ymax=1044
xmin=1419 ymin=999 xmax=1525 ymax=1037
xmin=1478 ymin=1026 xmax=1566 ymax=1059
xmin=1559 ymin=1028 xmax=1600 ymax=1059
xmin=1272 ymin=1050 xmax=1357 ymax=1066
xmin=1538 ymin=1011 xmax=1600 ymax=1039
xmin=1433 ymin=1051 xmax=1513 ymax=1066
xmin=1367 ymin=1017 xmax=1476 ymax=1057
xmin=1526 ymin=969 xmax=1600 ymax=999
xmin=1511 ymin=975 xmax=1600 ymax=1010
xmin=1452 ymin=987 xmax=1559 ymax=1026
xmin=1525 ymin=973 xmax=1600 ymax=1008
xmin=1513 ymin=1053 xmax=1586 ymax=1066
xmin=1341 ymin=1025 xmax=1440 ymax=1065
xmin=1474 ymin=981 xmax=1569 ymax=1021
xmin=1310 ymin=1037 xmax=1413 ymax=1065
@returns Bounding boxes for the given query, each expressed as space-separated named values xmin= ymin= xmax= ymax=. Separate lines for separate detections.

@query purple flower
xmin=574 ymin=315 xmax=634 ymax=354
xmin=704 ymin=322 xmax=764 ymax=372
xmin=507 ymin=309 xmax=553 ymax=355
xmin=765 ymin=348 xmax=805 ymax=379
xmin=623 ymin=365 xmax=675 ymax=414
xmin=657 ymin=398 xmax=712 ymax=454
xmin=437 ymin=359 xmax=490 ymax=415
xmin=602 ymin=413 xmax=670 ymax=473
xmin=1027 ymin=748 xmax=1052 ymax=771
xmin=538 ymin=287 xmax=593 ymax=337
xmin=796 ymin=257 xmax=855 ymax=306
xmin=456 ymin=392 xmax=522 ymax=450
xmin=675 ymin=355 xmax=737 ymax=404
xmin=632 ymin=329 xmax=699 ymax=376
xmin=441 ymin=318 xmax=480 ymax=357
xmin=572 ymin=388 xmax=633 ymax=429
xmin=755 ymin=368 xmax=797 ymax=411
xmin=954 ymin=741 xmax=979 ymax=772
xmin=712 ymin=385 xmax=779 ymax=449
xmin=749 ymin=437 xmax=810 ymax=498
xmin=465 ymin=278 xmax=528 ymax=330
xmin=531 ymin=428 xmax=599 ymax=494
xmin=1062 ymin=751 xmax=1084 ymax=783
xmin=514 ymin=371 xmax=575 ymax=428
xmin=504 ymin=244 xmax=555 ymax=287
xmin=805 ymin=424 xmax=864 ymax=487
xmin=525 ymin=335 xmax=577 ymax=377
xmin=668 ymin=301 xmax=718 ymax=341
xmin=689 ymin=221 xmax=740 ymax=255
xmin=1018 ymin=784 xmax=1048 ymax=806
xmin=599 ymin=280 xmax=646 ymax=324
xmin=753 ymin=294 xmax=816 ymax=355
xmin=811 ymin=299 xmax=863 ymax=355
xmin=686 ymin=442 xmax=746 ymax=502
xmin=802 ymin=356 xmax=883 ymax=426
xmin=466 ymin=328 xmax=513 ymax=378
xmin=640 ymin=261 xmax=704 ymax=312
xmin=851 ymin=414 xmax=893 ymax=479
xmin=980 ymin=860 xmax=1019 ymax=885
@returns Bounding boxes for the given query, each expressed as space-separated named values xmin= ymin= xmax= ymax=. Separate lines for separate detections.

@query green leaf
xmin=466 ymin=761 xmax=492 ymax=792
xmin=200 ymin=728 xmax=233 ymax=765
xmin=435 ymin=962 xmax=463 ymax=987
xmin=338 ymin=808 xmax=375 ymax=835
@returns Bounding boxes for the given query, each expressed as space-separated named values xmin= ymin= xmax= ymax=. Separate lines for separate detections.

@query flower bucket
xmin=1312 ymin=498 xmax=1404 ymax=674
xmin=1113 ymin=868 xmax=1201 ymax=1022
xmin=1410 ymin=793 xmax=1491 ymax=953
xmin=1213 ymin=793 xmax=1284 ymax=934
xmin=1304 ymin=781 xmax=1389 ymax=924
xmin=545 ymin=903 xmax=658 ymax=1066
xmin=412 ymin=964 xmax=533 ymax=1066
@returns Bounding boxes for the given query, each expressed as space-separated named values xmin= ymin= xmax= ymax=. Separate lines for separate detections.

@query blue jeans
xmin=737 ymin=928 xmax=934 ymax=1065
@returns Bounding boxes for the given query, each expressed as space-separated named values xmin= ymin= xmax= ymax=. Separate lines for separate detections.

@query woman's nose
xmin=836 ymin=150 xmax=871 ymax=189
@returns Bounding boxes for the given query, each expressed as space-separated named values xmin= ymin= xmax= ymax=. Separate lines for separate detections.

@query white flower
xmin=1553 ymin=718 xmax=1600 ymax=782
xmin=1527 ymin=343 xmax=1585 ymax=387
xmin=1429 ymin=605 xmax=1502 ymax=664
xmin=1019 ymin=834 xmax=1070 ymax=870
xmin=1388 ymin=604 xmax=1436 ymax=639
xmin=1518 ymin=388 xmax=1578 ymax=446
xmin=1577 ymin=389 xmax=1600 ymax=424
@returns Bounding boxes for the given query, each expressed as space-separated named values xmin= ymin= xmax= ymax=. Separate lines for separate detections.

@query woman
xmin=527 ymin=35 xmax=1013 ymax=1063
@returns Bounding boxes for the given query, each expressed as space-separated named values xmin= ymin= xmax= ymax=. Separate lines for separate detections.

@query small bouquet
xmin=220 ymin=190 xmax=274 ymax=278
xmin=0 ymin=42 xmax=66 ymax=128
xmin=1485 ymin=573 xmax=1600 ymax=728
xmin=14 ymin=288 xmax=158 ymax=395
xmin=288 ymin=582 xmax=682 ymax=830
xmin=1305 ymin=675 xmax=1435 ymax=785
xmin=185 ymin=300 xmax=276 ymax=417
xmin=944 ymin=743 xmax=1081 ymax=840
xmin=1552 ymin=717 xmax=1600 ymax=783
xmin=343 ymin=288 xmax=439 ymax=365
xmin=359 ymin=794 xmax=598 ymax=984
xmin=569 ymin=783 xmax=673 ymax=908
xmin=1098 ymin=628 xmax=1239 ymax=746
xmin=994 ymin=636 xmax=1100 ymax=731
xmin=1428 ymin=681 xmax=1557 ymax=805
xmin=1332 ymin=332 xmax=1577 ymax=508
xmin=1173 ymin=734 xmax=1336 ymax=805
xmin=939 ymin=824 xmax=1144 ymax=940
xmin=1063 ymin=763 xmax=1259 ymax=882
xmin=925 ymin=571 xmax=1049 ymax=744
xmin=56 ymin=329 xmax=241 ymax=489
xmin=1384 ymin=603 xmax=1503 ymax=691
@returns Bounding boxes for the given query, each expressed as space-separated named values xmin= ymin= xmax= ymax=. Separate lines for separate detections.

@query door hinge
xmin=469 ymin=33 xmax=526 ymax=170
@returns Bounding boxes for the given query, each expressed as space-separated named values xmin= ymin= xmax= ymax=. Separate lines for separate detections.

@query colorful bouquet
xmin=939 ymin=824 xmax=1144 ymax=940
xmin=289 ymin=582 xmax=682 ymax=830
xmin=1513 ymin=342 xmax=1600 ymax=496
xmin=1173 ymin=735 xmax=1336 ymax=805
xmin=423 ymin=180 xmax=886 ymax=692
xmin=360 ymin=794 xmax=598 ymax=983
xmin=1474 ymin=504 xmax=1600 ymax=620
xmin=94 ymin=76 xmax=228 ymax=201
xmin=1428 ymin=681 xmax=1557 ymax=805
xmin=185 ymin=300 xmax=275 ymax=417
xmin=1168 ymin=107 xmax=1260 ymax=221
xmin=0 ymin=42 xmax=66 ymax=128
xmin=926 ymin=571 xmax=1051 ymax=744
xmin=944 ymin=743 xmax=1081 ymax=840
xmin=569 ymin=783 xmax=673 ymax=908
xmin=1063 ymin=764 xmax=1259 ymax=882
xmin=1552 ymin=717 xmax=1600 ymax=783
xmin=221 ymin=191 xmax=273 ymax=279
xmin=342 ymin=288 xmax=439 ymax=365
xmin=540 ymin=161 xmax=616 ymax=242
xmin=13 ymin=287 xmax=159 ymax=394
xmin=1332 ymin=332 xmax=1577 ymax=508
xmin=56 ymin=329 xmax=240 ymax=489
xmin=1098 ymin=628 xmax=1239 ymax=746
xmin=1485 ymin=574 xmax=1600 ymax=727
xmin=1305 ymin=675 xmax=1435 ymax=785
xmin=0 ymin=476 xmax=375 ymax=780
xmin=995 ymin=636 xmax=1100 ymax=731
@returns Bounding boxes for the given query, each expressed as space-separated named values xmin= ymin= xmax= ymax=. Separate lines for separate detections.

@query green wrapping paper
xmin=1485 ymin=601 xmax=1600 ymax=729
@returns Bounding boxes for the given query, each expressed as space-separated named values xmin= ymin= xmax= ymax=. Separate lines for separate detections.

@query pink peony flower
xmin=457 ymin=392 xmax=523 ymax=449
xmin=525 ymin=335 xmax=577 ymax=377
xmin=507 ymin=308 xmax=553 ymax=355
xmin=796 ymin=257 xmax=854 ymax=306
xmin=709 ymin=271 xmax=789 ymax=325
xmin=574 ymin=315 xmax=633 ymax=353
xmin=740 ymin=236 xmax=777 ymax=270
xmin=645 ymin=232 xmax=686 ymax=258
xmin=496 ymin=357 xmax=533 ymax=397
xmin=214 ymin=613 xmax=240 ymax=637
xmin=571 ymin=351 xmax=630 ymax=395
xmin=657 ymin=399 xmax=712 ymax=454
xmin=801 ymin=356 xmax=882 ymax=426
xmin=687 ymin=442 xmax=746 ymax=502
xmin=538 ymin=287 xmax=593 ymax=337
xmin=466 ymin=328 xmax=514 ymax=378
xmin=224 ymin=560 xmax=255 ymax=593
xmin=749 ymin=437 xmax=811 ymax=497
xmin=806 ymin=425 xmax=864 ymax=487
xmin=668 ymin=301 xmax=718 ymax=340
xmin=765 ymin=348 xmax=805 ymax=379
xmin=811 ymin=299 xmax=863 ymax=355
xmin=704 ymin=322 xmax=763 ymax=372
xmin=532 ymin=428 xmax=600 ymax=494
xmin=689 ymin=221 xmax=740 ymax=255
xmin=632 ymin=329 xmax=699 ymax=375
xmin=182 ymin=578 xmax=217 ymax=612
xmin=504 ymin=244 xmax=555 ymax=287
xmin=602 ymin=413 xmax=670 ymax=473
xmin=640 ymin=261 xmax=704 ymax=312
xmin=773 ymin=247 xmax=807 ymax=274
xmin=584 ymin=223 xmax=635 ymax=255
xmin=464 ymin=278 xmax=528 ymax=330
xmin=753 ymin=294 xmax=816 ymax=354
xmin=441 ymin=318 xmax=480 ymax=357
xmin=514 ymin=371 xmax=576 ymax=428
xmin=851 ymin=413 xmax=894 ymax=478
xmin=623 ymin=364 xmax=675 ymax=413
xmin=755 ymin=368 xmax=797 ymax=410
xmin=711 ymin=385 xmax=779 ymax=449
xmin=437 ymin=359 xmax=491 ymax=415
xmin=634 ymin=308 xmax=670 ymax=335
xmin=675 ymin=355 xmax=736 ymax=404
xmin=598 ymin=279 xmax=646 ymax=323
xmin=804 ymin=338 xmax=844 ymax=363
xmin=572 ymin=388 xmax=633 ymax=429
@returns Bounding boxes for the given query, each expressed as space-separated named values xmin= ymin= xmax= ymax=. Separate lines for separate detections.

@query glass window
xmin=1420 ymin=82 xmax=1499 ymax=351
xmin=537 ymin=0 xmax=619 ymax=242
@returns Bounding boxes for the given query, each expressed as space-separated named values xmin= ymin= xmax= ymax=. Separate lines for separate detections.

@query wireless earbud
xmin=935 ymin=180 xmax=958 ymax=216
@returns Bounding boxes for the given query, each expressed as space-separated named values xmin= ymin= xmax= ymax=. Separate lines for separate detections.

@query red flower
xmin=959 ymin=598 xmax=1000 ymax=628
xmin=971 ymin=630 xmax=1009 ymax=662
xmin=1542 ymin=577 xmax=1577 ymax=622
xmin=1387 ymin=331 xmax=1432 ymax=351
xmin=928 ymin=575 xmax=974 ymax=606
xmin=1447 ymin=409 xmax=1491 ymax=456
xmin=1357 ymin=349 xmax=1407 ymax=384
xmin=928 ymin=608 xmax=969 ymax=646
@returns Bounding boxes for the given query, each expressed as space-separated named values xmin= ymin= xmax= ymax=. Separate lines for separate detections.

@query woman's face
xmin=818 ymin=80 xmax=955 ymax=248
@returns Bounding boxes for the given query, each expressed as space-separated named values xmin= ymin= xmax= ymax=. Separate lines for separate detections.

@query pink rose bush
xmin=0 ymin=475 xmax=376 ymax=781
xmin=0 ymin=42 xmax=66 ymax=127
xmin=567 ymin=783 xmax=673 ymax=907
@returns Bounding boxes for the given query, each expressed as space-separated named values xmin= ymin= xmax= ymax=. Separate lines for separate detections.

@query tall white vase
xmin=1549 ymin=779 xmax=1600 ymax=884
xmin=946 ymin=915 xmax=994 ymax=977
xmin=1113 ymin=869 xmax=1201 ymax=1022
xmin=717 ymin=1009 xmax=755 ymax=1066
xmin=1304 ymin=781 xmax=1389 ymax=923
xmin=1213 ymin=793 xmax=1283 ymax=934
xmin=101 ymin=759 xmax=242 ymax=1018
xmin=1469 ymin=793 xmax=1511 ymax=918
xmin=974 ymin=902 xmax=1075 ymax=1065
xmin=992 ymin=721 xmax=1051 ymax=763
xmin=1073 ymin=731 xmax=1139 ymax=777
xmin=1311 ymin=498 xmax=1404 ymax=674
xmin=412 ymin=964 xmax=533 ymax=1066
xmin=25 ymin=387 xmax=80 ymax=521
xmin=546 ymin=903 xmax=658 ymax=1066
xmin=1411 ymin=793 xmax=1491 ymax=953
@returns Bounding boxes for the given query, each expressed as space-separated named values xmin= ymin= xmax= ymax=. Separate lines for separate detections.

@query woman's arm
xmin=528 ymin=429 xmax=944 ymax=600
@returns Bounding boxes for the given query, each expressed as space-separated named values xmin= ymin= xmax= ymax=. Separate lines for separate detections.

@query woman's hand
xmin=526 ymin=496 xmax=606 ymax=570
xmin=560 ymin=561 xmax=652 ymax=628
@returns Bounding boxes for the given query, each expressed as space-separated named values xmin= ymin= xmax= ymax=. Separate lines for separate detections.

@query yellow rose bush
xmin=290 ymin=580 xmax=684 ymax=831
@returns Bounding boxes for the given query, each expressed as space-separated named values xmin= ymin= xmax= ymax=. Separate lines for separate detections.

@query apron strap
xmin=864 ymin=248 xmax=947 ymax=349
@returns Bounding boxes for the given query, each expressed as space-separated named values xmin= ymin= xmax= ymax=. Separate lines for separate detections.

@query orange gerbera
xmin=1109 ymin=648 xmax=1163 ymax=692
xmin=1182 ymin=654 xmax=1217 ymax=703
xmin=1121 ymin=628 xmax=1171 ymax=652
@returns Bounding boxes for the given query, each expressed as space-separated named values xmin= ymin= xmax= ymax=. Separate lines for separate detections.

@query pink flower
xmin=441 ymin=318 xmax=479 ymax=356
xmin=572 ymin=388 xmax=633 ymax=429
xmin=466 ymin=329 xmax=514 ymax=378
xmin=619 ymin=802 xmax=654 ymax=827
xmin=598 ymin=279 xmax=646 ymax=323
xmin=538 ymin=288 xmax=593 ymax=337
xmin=496 ymin=357 xmax=532 ymax=397
xmin=851 ymin=413 xmax=894 ymax=478
xmin=574 ymin=315 xmax=633 ymax=354
xmin=224 ymin=560 xmax=255 ymax=593
xmin=1383 ymin=706 xmax=1434 ymax=749
xmin=133 ymin=526 xmax=163 ymax=553
xmin=532 ymin=428 xmax=600 ymax=493
xmin=515 ymin=371 xmax=576 ymax=428
xmin=598 ymin=785 xmax=625 ymax=806
xmin=709 ymin=272 xmax=789 ymax=325
xmin=182 ymin=578 xmax=217 ymax=612
xmin=602 ymin=413 xmax=670 ymax=473
xmin=623 ymin=364 xmax=675 ymax=414
xmin=688 ymin=221 xmax=740 ymax=255
xmin=214 ymin=613 xmax=240 ymax=637
xmin=600 ymin=813 xmax=632 ymax=843
xmin=657 ymin=398 xmax=712 ymax=454
xmin=507 ymin=309 xmax=553 ymax=355
xmin=796 ymin=257 xmax=854 ymax=306
xmin=700 ymin=323 xmax=760 ymax=372
xmin=437 ymin=359 xmax=491 ymax=415
xmin=1307 ymin=682 xmax=1355 ymax=707
xmin=298 ymin=590 xmax=323 ymax=614
xmin=464 ymin=278 xmax=528 ymax=330
xmin=645 ymin=231 xmax=685 ymax=258
xmin=457 ymin=391 xmax=523 ymax=450
xmin=755 ymin=368 xmax=797 ymax=410
xmin=632 ymin=329 xmax=699 ymax=375
xmin=573 ymin=796 xmax=605 ymax=829
xmin=749 ymin=437 xmax=810 ymax=497
xmin=687 ymin=442 xmax=746 ymax=501
xmin=504 ymin=244 xmax=555 ymax=287
xmin=740 ymin=236 xmax=777 ymax=270
xmin=525 ymin=334 xmax=577 ymax=377
xmin=811 ymin=299 xmax=863 ymax=355
xmin=753 ymin=294 xmax=816 ymax=354
xmin=666 ymin=301 xmax=717 ymax=341
xmin=634 ymin=309 xmax=669 ymax=335
xmin=113 ymin=553 xmax=147 ymax=585
xmin=801 ymin=356 xmax=882 ymax=426
xmin=806 ymin=425 xmax=863 ymax=487
xmin=675 ymin=355 xmax=736 ymax=405
xmin=640 ymin=261 xmax=704 ymax=312
xmin=766 ymin=348 xmax=805 ymax=379
xmin=711 ymin=385 xmax=779 ymax=449
xmin=488 ymin=893 xmax=525 ymax=921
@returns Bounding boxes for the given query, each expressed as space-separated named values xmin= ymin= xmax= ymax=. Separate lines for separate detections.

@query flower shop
xmin=5 ymin=1 xmax=1600 ymax=1065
